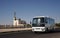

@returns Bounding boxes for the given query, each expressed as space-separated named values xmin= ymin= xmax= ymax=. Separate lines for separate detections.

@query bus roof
xmin=33 ymin=16 xmax=52 ymax=19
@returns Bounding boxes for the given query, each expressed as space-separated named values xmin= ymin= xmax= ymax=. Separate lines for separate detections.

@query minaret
xmin=14 ymin=12 xmax=16 ymax=20
xmin=13 ymin=12 xmax=17 ymax=26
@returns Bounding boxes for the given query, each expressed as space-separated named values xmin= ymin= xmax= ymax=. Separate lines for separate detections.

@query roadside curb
xmin=0 ymin=28 xmax=31 ymax=35
xmin=0 ymin=28 xmax=32 ymax=35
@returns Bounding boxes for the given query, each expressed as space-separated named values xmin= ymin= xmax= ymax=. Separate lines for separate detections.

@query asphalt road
xmin=0 ymin=28 xmax=60 ymax=38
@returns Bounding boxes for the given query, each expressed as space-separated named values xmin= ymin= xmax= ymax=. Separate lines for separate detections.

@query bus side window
xmin=45 ymin=18 xmax=47 ymax=23
xmin=46 ymin=21 xmax=47 ymax=23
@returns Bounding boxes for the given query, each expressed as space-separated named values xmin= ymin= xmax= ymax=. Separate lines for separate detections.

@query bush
xmin=55 ymin=23 xmax=60 ymax=27
xmin=27 ymin=24 xmax=32 ymax=28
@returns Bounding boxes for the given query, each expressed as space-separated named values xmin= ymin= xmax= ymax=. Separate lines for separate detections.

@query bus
xmin=32 ymin=16 xmax=55 ymax=33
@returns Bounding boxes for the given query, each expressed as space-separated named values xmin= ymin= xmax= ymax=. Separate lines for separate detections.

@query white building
xmin=13 ymin=12 xmax=26 ymax=27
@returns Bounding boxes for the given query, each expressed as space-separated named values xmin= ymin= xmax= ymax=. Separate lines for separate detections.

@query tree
xmin=55 ymin=23 xmax=60 ymax=27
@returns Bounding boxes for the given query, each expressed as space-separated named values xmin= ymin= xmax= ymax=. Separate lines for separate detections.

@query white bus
xmin=32 ymin=16 xmax=55 ymax=33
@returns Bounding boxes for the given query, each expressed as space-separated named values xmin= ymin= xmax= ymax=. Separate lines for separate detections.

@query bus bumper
xmin=32 ymin=27 xmax=46 ymax=32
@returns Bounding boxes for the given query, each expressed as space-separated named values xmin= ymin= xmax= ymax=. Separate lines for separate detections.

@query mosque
xmin=13 ymin=12 xmax=26 ymax=27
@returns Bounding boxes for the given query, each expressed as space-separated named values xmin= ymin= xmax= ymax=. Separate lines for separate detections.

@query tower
xmin=14 ymin=12 xmax=16 ymax=20
xmin=13 ymin=12 xmax=17 ymax=26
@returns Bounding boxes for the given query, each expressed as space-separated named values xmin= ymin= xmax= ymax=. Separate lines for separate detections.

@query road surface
xmin=0 ymin=28 xmax=60 ymax=38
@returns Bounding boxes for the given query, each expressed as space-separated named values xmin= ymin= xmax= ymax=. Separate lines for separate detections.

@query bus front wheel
xmin=45 ymin=28 xmax=48 ymax=32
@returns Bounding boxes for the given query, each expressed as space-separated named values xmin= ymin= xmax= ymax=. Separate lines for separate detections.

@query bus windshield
xmin=32 ymin=18 xmax=45 ymax=27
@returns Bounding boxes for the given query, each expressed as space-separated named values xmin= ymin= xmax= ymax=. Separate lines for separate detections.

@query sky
xmin=0 ymin=0 xmax=60 ymax=25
